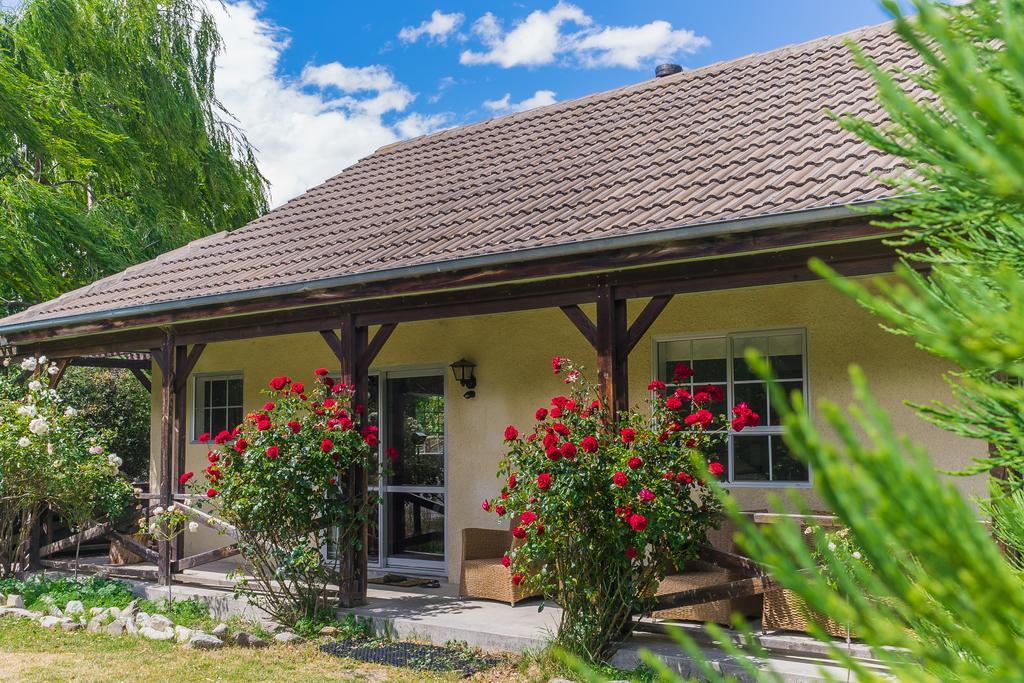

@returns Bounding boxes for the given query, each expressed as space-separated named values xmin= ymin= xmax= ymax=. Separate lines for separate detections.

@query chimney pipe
xmin=655 ymin=63 xmax=683 ymax=78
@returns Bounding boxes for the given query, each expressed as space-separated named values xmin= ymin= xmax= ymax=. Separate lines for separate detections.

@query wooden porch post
xmin=172 ymin=344 xmax=205 ymax=565
xmin=153 ymin=333 xmax=175 ymax=586
xmin=595 ymin=284 xmax=628 ymax=417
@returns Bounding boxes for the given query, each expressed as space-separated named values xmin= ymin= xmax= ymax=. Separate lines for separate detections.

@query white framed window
xmin=654 ymin=329 xmax=810 ymax=486
xmin=192 ymin=373 xmax=244 ymax=440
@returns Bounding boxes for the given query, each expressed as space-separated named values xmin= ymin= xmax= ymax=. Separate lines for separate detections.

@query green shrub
xmin=0 ymin=576 xmax=135 ymax=611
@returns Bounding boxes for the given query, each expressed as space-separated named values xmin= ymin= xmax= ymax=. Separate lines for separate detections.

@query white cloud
xmin=459 ymin=2 xmax=708 ymax=70
xmin=575 ymin=20 xmax=709 ymax=69
xmin=399 ymin=10 xmax=464 ymax=44
xmin=483 ymin=90 xmax=557 ymax=115
xmin=209 ymin=1 xmax=447 ymax=206
xmin=396 ymin=112 xmax=452 ymax=138
xmin=460 ymin=2 xmax=590 ymax=67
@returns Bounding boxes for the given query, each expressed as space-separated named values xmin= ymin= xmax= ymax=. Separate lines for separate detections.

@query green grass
xmin=0 ymin=575 xmax=135 ymax=612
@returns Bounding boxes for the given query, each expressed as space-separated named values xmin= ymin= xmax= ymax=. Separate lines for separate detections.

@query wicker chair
xmin=458 ymin=527 xmax=540 ymax=605
xmin=650 ymin=518 xmax=764 ymax=626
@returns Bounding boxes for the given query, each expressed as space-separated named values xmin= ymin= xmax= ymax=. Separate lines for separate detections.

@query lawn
xmin=0 ymin=618 xmax=531 ymax=682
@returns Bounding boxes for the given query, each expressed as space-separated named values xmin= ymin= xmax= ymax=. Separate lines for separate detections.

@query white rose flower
xmin=188 ymin=521 xmax=199 ymax=533
xmin=37 ymin=355 xmax=46 ymax=364
xmin=2 ymin=358 xmax=9 ymax=367
xmin=852 ymin=551 xmax=862 ymax=560
xmin=149 ymin=521 xmax=158 ymax=532
xmin=17 ymin=436 xmax=31 ymax=448
xmin=88 ymin=445 xmax=104 ymax=455
xmin=20 ymin=357 xmax=36 ymax=371
xmin=107 ymin=454 xmax=122 ymax=468
xmin=28 ymin=380 xmax=42 ymax=392
xmin=133 ymin=487 xmax=143 ymax=496
xmin=47 ymin=365 xmax=59 ymax=376
xmin=28 ymin=417 xmax=49 ymax=436
xmin=827 ymin=542 xmax=837 ymax=552
xmin=152 ymin=506 xmax=164 ymax=516
xmin=64 ymin=407 xmax=77 ymax=417
xmin=17 ymin=405 xmax=36 ymax=417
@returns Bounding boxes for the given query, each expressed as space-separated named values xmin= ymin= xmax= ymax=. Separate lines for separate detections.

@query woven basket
xmin=762 ymin=588 xmax=853 ymax=638
xmin=652 ymin=570 xmax=762 ymax=626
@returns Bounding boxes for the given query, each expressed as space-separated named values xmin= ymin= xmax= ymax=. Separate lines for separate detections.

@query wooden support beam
xmin=130 ymin=367 xmax=152 ymax=392
xmin=595 ymin=284 xmax=628 ymax=416
xmin=47 ymin=358 xmax=70 ymax=389
xmin=69 ymin=356 xmax=151 ymax=370
xmin=109 ymin=531 xmax=159 ymax=564
xmin=38 ymin=523 xmax=112 ymax=557
xmin=172 ymin=345 xmax=191 ymax=566
xmin=560 ymin=305 xmax=597 ymax=348
xmin=319 ymin=329 xmax=344 ymax=363
xmin=653 ymin=575 xmax=778 ymax=610
xmin=174 ymin=543 xmax=240 ymax=572
xmin=173 ymin=344 xmax=206 ymax=393
xmin=156 ymin=335 xmax=175 ymax=586
xmin=623 ymin=295 xmax=672 ymax=354
xmin=360 ymin=323 xmax=396 ymax=369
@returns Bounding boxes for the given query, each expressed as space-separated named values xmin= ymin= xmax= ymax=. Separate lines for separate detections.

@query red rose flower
xmin=179 ymin=471 xmax=194 ymax=485
xmin=339 ymin=417 xmax=354 ymax=431
xmin=507 ymin=474 xmax=517 ymax=490
xmin=387 ymin=447 xmax=400 ymax=461
xmin=550 ymin=406 xmax=562 ymax=418
xmin=672 ymin=363 xmax=694 ymax=382
xmin=233 ymin=438 xmax=248 ymax=453
xmin=551 ymin=356 xmax=562 ymax=374
xmin=321 ymin=439 xmax=333 ymax=453
xmin=323 ymin=398 xmax=336 ymax=409
xmin=268 ymin=376 xmax=289 ymax=391
xmin=638 ymin=488 xmax=656 ymax=502
xmin=620 ymin=428 xmax=636 ymax=444
xmin=626 ymin=547 xmax=638 ymax=560
xmin=206 ymin=488 xmax=218 ymax=498
xmin=545 ymin=446 xmax=561 ymax=461
xmin=207 ymin=451 xmax=219 ymax=463
xmin=676 ymin=472 xmax=693 ymax=484
xmin=482 ymin=500 xmax=491 ymax=512
xmin=501 ymin=554 xmax=511 ymax=568
xmin=700 ymin=384 xmax=725 ymax=402
xmin=198 ymin=432 xmax=211 ymax=445
xmin=537 ymin=473 xmax=552 ymax=490
xmin=648 ymin=379 xmax=667 ymax=392
xmin=674 ymin=388 xmax=692 ymax=401
xmin=504 ymin=425 xmax=519 ymax=441
xmin=315 ymin=367 xmax=329 ymax=376
xmin=520 ymin=511 xmax=537 ymax=525
xmin=684 ymin=409 xmax=714 ymax=430
xmin=266 ymin=445 xmax=279 ymax=459
xmin=535 ymin=408 xmax=548 ymax=421
xmin=580 ymin=435 xmax=599 ymax=453
xmin=708 ymin=461 xmax=725 ymax=477
xmin=629 ymin=513 xmax=648 ymax=532
xmin=512 ymin=526 xmax=526 ymax=539
xmin=627 ymin=456 xmax=643 ymax=470
xmin=535 ymin=524 xmax=544 ymax=536
xmin=290 ymin=382 xmax=305 ymax=394
xmin=665 ymin=396 xmax=683 ymax=411
xmin=552 ymin=423 xmax=570 ymax=436
xmin=511 ymin=573 xmax=523 ymax=586
xmin=264 ymin=402 xmax=275 ymax=411
xmin=287 ymin=420 xmax=301 ymax=434
xmin=361 ymin=425 xmax=379 ymax=447
xmin=501 ymin=490 xmax=508 ymax=500
xmin=613 ymin=471 xmax=628 ymax=488
xmin=692 ymin=391 xmax=711 ymax=405
xmin=213 ymin=430 xmax=231 ymax=445
xmin=495 ymin=504 xmax=506 ymax=516
xmin=560 ymin=442 xmax=577 ymax=459
xmin=256 ymin=418 xmax=271 ymax=431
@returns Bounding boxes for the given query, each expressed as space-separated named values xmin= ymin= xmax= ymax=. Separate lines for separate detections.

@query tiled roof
xmin=1 ymin=22 xmax=914 ymax=331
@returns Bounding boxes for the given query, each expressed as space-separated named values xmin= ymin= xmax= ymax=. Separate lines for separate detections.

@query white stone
xmin=90 ymin=607 xmax=108 ymax=616
xmin=148 ymin=614 xmax=173 ymax=631
xmin=108 ymin=607 xmax=121 ymax=619
xmin=174 ymin=625 xmax=193 ymax=643
xmin=140 ymin=625 xmax=176 ymax=641
xmin=6 ymin=595 xmax=24 ymax=609
xmin=273 ymin=631 xmax=302 ymax=644
xmin=233 ymin=631 xmax=268 ymax=648
xmin=136 ymin=611 xmax=150 ymax=624
xmin=87 ymin=617 xmax=106 ymax=634
xmin=39 ymin=616 xmax=62 ymax=629
xmin=121 ymin=599 xmax=140 ymax=619
xmin=124 ymin=617 xmax=139 ymax=636
xmin=60 ymin=619 xmax=81 ymax=632
xmin=64 ymin=600 xmax=84 ymax=616
xmin=46 ymin=605 xmax=63 ymax=618
xmin=211 ymin=622 xmax=229 ymax=637
xmin=105 ymin=619 xmax=125 ymax=636
xmin=185 ymin=632 xmax=224 ymax=650
xmin=318 ymin=625 xmax=338 ymax=636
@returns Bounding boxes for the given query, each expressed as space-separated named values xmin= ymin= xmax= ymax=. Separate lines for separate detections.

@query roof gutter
xmin=0 ymin=201 xmax=883 ymax=339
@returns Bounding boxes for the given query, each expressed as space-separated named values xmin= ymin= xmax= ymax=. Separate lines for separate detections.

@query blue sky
xmin=206 ymin=2 xmax=896 ymax=205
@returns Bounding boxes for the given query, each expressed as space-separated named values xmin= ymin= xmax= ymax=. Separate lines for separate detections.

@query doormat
xmin=368 ymin=573 xmax=440 ymax=588
xmin=320 ymin=639 xmax=499 ymax=677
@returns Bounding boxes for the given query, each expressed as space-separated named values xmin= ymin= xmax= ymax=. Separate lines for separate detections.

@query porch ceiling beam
xmin=622 ymin=295 xmax=672 ymax=354
xmin=360 ymin=323 xmax=396 ymax=368
xmin=4 ymin=218 xmax=884 ymax=346
xmin=559 ymin=305 xmax=597 ymax=349
xmin=130 ymin=367 xmax=152 ymax=393
xmin=352 ymin=289 xmax=594 ymax=327
xmin=68 ymin=357 xmax=151 ymax=370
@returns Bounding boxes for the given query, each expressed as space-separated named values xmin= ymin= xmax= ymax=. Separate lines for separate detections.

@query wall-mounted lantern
xmin=449 ymin=358 xmax=477 ymax=399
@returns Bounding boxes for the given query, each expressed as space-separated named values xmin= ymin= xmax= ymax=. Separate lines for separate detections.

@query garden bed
xmin=320 ymin=639 xmax=501 ymax=678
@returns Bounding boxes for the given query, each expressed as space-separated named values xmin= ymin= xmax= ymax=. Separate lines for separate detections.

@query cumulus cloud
xmin=459 ymin=2 xmax=707 ymax=70
xmin=209 ymin=1 xmax=447 ymax=206
xmin=483 ymin=89 xmax=557 ymax=115
xmin=461 ymin=2 xmax=589 ymax=67
xmin=398 ymin=10 xmax=464 ymax=44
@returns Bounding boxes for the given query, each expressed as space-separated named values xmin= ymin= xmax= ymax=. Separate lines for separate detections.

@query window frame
xmin=651 ymin=327 xmax=812 ymax=488
xmin=190 ymin=372 xmax=245 ymax=443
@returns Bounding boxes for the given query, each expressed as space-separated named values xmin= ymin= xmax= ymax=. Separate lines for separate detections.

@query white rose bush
xmin=0 ymin=358 xmax=133 ymax=575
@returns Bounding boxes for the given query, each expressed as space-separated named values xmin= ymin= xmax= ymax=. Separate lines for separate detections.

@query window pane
xmin=387 ymin=375 xmax=445 ymax=487
xmin=210 ymin=408 xmax=227 ymax=436
xmin=227 ymin=407 xmax=243 ymax=431
xmin=211 ymin=379 xmax=227 ymax=406
xmin=733 ymin=436 xmax=770 ymax=481
xmin=769 ymin=381 xmax=803 ymax=426
xmin=706 ymin=437 xmax=729 ymax=480
xmin=691 ymin=338 xmax=727 ymax=383
xmin=367 ymin=374 xmax=381 ymax=487
xmin=733 ymin=382 xmax=767 ymax=422
xmin=771 ymin=435 xmax=808 ymax=481
xmin=203 ymin=380 xmax=211 ymax=406
xmin=732 ymin=337 xmax=768 ymax=381
xmin=228 ymin=379 xmax=244 ymax=406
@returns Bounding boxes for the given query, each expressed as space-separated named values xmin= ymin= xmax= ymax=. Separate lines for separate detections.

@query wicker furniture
xmin=650 ymin=518 xmax=764 ymax=626
xmin=458 ymin=527 xmax=539 ymax=605
xmin=762 ymin=588 xmax=851 ymax=638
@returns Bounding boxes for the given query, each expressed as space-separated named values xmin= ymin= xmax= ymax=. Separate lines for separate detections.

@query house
xmin=0 ymin=22 xmax=983 ymax=603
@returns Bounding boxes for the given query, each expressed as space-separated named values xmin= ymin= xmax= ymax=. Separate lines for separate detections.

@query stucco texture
xmin=150 ymin=278 xmax=986 ymax=581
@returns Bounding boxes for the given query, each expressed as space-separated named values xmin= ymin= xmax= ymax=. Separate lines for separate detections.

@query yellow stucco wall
xmin=150 ymin=278 xmax=986 ymax=580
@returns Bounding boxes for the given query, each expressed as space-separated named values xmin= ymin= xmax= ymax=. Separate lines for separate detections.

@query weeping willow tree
xmin=0 ymin=0 xmax=268 ymax=313
xmin=567 ymin=0 xmax=1024 ymax=680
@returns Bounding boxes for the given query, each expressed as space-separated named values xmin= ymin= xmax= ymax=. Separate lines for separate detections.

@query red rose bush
xmin=485 ymin=358 xmax=738 ymax=660
xmin=190 ymin=368 xmax=374 ymax=624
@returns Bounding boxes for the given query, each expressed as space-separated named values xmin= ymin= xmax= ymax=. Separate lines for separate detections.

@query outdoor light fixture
xmin=449 ymin=358 xmax=477 ymax=399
